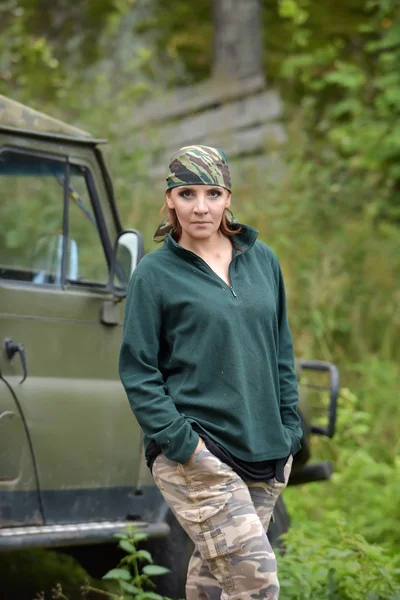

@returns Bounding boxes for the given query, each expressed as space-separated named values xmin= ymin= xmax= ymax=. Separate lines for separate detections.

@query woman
xmin=119 ymin=145 xmax=303 ymax=599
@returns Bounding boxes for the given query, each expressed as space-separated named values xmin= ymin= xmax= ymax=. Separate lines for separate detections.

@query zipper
xmin=207 ymin=255 xmax=239 ymax=299
xmin=227 ymin=256 xmax=238 ymax=299
xmin=177 ymin=246 xmax=240 ymax=299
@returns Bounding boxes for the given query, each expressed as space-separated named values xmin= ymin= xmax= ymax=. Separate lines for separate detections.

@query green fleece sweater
xmin=119 ymin=225 xmax=303 ymax=465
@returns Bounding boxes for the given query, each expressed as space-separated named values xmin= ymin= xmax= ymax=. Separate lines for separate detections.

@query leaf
xmin=133 ymin=532 xmax=149 ymax=543
xmin=102 ymin=568 xmax=132 ymax=581
xmin=136 ymin=549 xmax=153 ymax=563
xmin=135 ymin=593 xmax=165 ymax=600
xmin=119 ymin=580 xmax=141 ymax=594
xmin=119 ymin=540 xmax=136 ymax=554
xmin=142 ymin=565 xmax=171 ymax=576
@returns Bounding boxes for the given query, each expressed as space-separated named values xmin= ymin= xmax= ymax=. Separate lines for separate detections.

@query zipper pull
xmin=230 ymin=287 xmax=237 ymax=298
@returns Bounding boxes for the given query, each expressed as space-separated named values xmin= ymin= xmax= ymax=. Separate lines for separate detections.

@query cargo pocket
xmin=177 ymin=495 xmax=244 ymax=561
xmin=178 ymin=444 xmax=242 ymax=494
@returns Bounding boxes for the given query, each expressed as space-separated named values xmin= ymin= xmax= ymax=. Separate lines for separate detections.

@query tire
xmin=145 ymin=511 xmax=194 ymax=600
xmin=267 ymin=496 xmax=290 ymax=550
xmin=61 ymin=513 xmax=193 ymax=598
xmin=60 ymin=543 xmax=123 ymax=580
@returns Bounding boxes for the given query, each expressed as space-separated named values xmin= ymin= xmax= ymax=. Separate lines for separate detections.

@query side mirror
xmin=109 ymin=229 xmax=144 ymax=297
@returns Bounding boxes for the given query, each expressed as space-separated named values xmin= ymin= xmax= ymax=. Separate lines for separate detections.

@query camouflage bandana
xmin=166 ymin=145 xmax=231 ymax=192
xmin=154 ymin=145 xmax=232 ymax=243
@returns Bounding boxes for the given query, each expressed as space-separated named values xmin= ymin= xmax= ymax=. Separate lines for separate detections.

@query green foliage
xmin=230 ymin=126 xmax=400 ymax=364
xmin=98 ymin=527 xmax=172 ymax=600
xmin=277 ymin=525 xmax=400 ymax=599
xmin=0 ymin=0 xmax=137 ymax=97
xmin=0 ymin=0 xmax=61 ymax=98
xmin=278 ymin=359 xmax=400 ymax=598
xmin=0 ymin=0 xmax=160 ymax=116
xmin=135 ymin=0 xmax=213 ymax=85
xmin=279 ymin=0 xmax=400 ymax=223
xmin=0 ymin=548 xmax=113 ymax=599
xmin=33 ymin=528 xmax=173 ymax=599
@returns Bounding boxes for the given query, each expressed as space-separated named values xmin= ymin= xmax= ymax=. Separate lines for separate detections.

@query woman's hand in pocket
xmin=185 ymin=437 xmax=204 ymax=464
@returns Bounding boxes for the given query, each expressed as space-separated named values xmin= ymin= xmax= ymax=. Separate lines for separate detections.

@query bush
xmin=279 ymin=363 xmax=400 ymax=598
xmin=277 ymin=523 xmax=400 ymax=600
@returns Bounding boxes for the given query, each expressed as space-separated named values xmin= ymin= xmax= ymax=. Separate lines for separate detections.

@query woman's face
xmin=166 ymin=185 xmax=231 ymax=242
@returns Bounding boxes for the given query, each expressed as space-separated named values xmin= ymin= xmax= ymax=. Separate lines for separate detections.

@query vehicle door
xmin=0 ymin=373 xmax=43 ymax=526
xmin=0 ymin=144 xmax=143 ymax=527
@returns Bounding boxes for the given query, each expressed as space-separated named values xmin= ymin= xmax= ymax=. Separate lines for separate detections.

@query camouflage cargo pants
xmin=152 ymin=441 xmax=293 ymax=599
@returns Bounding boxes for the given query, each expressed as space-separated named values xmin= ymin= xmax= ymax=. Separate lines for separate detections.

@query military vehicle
xmin=0 ymin=95 xmax=339 ymax=597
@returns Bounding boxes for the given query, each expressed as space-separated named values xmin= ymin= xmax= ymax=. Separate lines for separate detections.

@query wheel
xmin=145 ymin=511 xmax=194 ymax=600
xmin=59 ymin=543 xmax=123 ymax=580
xmin=61 ymin=514 xmax=192 ymax=598
xmin=267 ymin=496 xmax=290 ymax=549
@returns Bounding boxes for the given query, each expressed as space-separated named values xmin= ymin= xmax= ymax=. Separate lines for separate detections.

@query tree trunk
xmin=212 ymin=0 xmax=264 ymax=81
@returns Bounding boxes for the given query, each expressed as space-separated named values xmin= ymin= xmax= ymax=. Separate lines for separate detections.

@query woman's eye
xmin=179 ymin=190 xmax=194 ymax=199
xmin=208 ymin=190 xmax=222 ymax=198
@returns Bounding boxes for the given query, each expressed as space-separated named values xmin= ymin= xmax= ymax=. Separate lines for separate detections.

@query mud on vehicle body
xmin=0 ymin=95 xmax=339 ymax=597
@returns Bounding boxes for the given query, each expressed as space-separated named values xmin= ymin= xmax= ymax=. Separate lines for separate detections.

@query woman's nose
xmin=194 ymin=194 xmax=209 ymax=213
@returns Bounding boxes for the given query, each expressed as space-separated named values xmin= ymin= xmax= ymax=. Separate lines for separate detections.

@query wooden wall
xmin=132 ymin=75 xmax=286 ymax=186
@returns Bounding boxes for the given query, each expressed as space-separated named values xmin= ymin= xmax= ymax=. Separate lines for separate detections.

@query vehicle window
xmin=0 ymin=150 xmax=65 ymax=285
xmin=68 ymin=165 xmax=109 ymax=286
xmin=0 ymin=150 xmax=108 ymax=286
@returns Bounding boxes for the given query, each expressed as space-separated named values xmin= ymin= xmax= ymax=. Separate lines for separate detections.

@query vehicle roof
xmin=0 ymin=95 xmax=107 ymax=144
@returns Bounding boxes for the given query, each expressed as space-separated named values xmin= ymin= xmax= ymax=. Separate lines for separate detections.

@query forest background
xmin=1 ymin=0 xmax=400 ymax=598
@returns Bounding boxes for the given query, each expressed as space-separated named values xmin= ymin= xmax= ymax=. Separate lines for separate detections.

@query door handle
xmin=4 ymin=338 xmax=28 ymax=383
